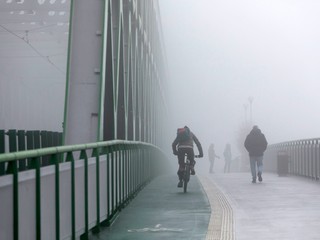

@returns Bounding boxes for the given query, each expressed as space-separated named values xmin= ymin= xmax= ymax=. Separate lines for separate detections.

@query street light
xmin=243 ymin=104 xmax=248 ymax=123
xmin=248 ymin=96 xmax=253 ymax=123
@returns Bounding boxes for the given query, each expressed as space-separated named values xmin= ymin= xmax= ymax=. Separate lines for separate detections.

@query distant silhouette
xmin=172 ymin=126 xmax=203 ymax=188
xmin=208 ymin=143 xmax=219 ymax=173
xmin=223 ymin=143 xmax=232 ymax=173
xmin=244 ymin=125 xmax=268 ymax=183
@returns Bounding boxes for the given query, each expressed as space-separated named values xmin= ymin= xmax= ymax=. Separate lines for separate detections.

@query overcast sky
xmin=159 ymin=0 xmax=320 ymax=154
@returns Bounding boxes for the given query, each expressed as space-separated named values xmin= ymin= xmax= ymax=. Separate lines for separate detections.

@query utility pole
xmin=248 ymin=96 xmax=253 ymax=124
xmin=243 ymin=104 xmax=248 ymax=123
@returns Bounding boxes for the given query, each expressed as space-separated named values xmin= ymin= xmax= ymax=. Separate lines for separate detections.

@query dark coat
xmin=172 ymin=130 xmax=203 ymax=156
xmin=244 ymin=128 xmax=268 ymax=157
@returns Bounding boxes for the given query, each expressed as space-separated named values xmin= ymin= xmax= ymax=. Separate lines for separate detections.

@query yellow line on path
xmin=198 ymin=175 xmax=235 ymax=240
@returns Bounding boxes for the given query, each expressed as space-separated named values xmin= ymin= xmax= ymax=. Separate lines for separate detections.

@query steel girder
xmin=64 ymin=0 xmax=168 ymax=148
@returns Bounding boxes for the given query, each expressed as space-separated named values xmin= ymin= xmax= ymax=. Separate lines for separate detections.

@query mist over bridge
xmin=1 ymin=1 xmax=320 ymax=240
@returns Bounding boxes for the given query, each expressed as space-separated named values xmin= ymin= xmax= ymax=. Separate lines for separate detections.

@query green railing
xmin=0 ymin=140 xmax=168 ymax=240
xmin=0 ymin=129 xmax=63 ymax=175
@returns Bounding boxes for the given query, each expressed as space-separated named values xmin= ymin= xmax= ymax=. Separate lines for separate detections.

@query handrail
xmin=0 ymin=140 xmax=159 ymax=163
xmin=268 ymin=138 xmax=320 ymax=147
xmin=265 ymin=138 xmax=320 ymax=179
xmin=0 ymin=140 xmax=168 ymax=240
xmin=0 ymin=129 xmax=63 ymax=174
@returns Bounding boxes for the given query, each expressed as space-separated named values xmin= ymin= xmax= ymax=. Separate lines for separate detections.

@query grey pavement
xmin=91 ymin=173 xmax=211 ymax=240
xmin=206 ymin=172 xmax=320 ymax=240
xmin=90 ymin=171 xmax=320 ymax=240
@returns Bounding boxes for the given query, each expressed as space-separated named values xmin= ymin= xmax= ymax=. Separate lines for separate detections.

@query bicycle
xmin=182 ymin=154 xmax=200 ymax=193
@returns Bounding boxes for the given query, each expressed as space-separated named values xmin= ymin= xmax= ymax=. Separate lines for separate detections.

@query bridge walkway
xmin=91 ymin=171 xmax=320 ymax=240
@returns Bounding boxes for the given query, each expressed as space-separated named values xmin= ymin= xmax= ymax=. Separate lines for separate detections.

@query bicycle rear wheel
xmin=183 ymin=165 xmax=190 ymax=193
xmin=183 ymin=180 xmax=188 ymax=193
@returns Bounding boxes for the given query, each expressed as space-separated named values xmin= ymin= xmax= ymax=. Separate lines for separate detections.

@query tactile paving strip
xmin=198 ymin=176 xmax=235 ymax=240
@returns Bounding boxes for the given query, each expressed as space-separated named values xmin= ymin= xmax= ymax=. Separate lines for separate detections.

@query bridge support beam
xmin=63 ymin=0 xmax=168 ymax=147
xmin=63 ymin=0 xmax=105 ymax=145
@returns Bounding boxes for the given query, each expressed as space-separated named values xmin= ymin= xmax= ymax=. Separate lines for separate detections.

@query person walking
xmin=208 ymin=143 xmax=220 ymax=173
xmin=244 ymin=125 xmax=268 ymax=183
xmin=223 ymin=143 xmax=232 ymax=173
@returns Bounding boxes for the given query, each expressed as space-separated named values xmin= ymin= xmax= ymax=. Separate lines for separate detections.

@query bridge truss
xmin=64 ymin=0 xmax=169 ymax=149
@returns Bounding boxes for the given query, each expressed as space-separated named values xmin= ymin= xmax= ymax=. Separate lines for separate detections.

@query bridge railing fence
xmin=0 ymin=129 xmax=63 ymax=176
xmin=264 ymin=138 xmax=320 ymax=179
xmin=0 ymin=140 xmax=168 ymax=240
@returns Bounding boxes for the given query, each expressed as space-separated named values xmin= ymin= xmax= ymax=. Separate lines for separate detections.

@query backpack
xmin=177 ymin=127 xmax=191 ymax=141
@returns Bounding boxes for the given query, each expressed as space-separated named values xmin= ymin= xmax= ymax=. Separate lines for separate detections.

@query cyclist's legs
xmin=185 ymin=148 xmax=195 ymax=167
xmin=177 ymin=148 xmax=195 ymax=179
xmin=177 ymin=149 xmax=186 ymax=180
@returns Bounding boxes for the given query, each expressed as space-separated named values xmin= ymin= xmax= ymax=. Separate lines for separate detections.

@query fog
xmin=1 ymin=1 xmax=320 ymax=161
xmin=159 ymin=0 xmax=320 ymax=157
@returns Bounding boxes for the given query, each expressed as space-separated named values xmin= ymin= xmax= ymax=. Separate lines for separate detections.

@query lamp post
xmin=248 ymin=96 xmax=253 ymax=124
xmin=243 ymin=104 xmax=248 ymax=123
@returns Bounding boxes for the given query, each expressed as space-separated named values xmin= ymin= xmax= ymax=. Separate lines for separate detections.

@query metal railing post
xmin=92 ymin=148 xmax=101 ymax=233
xmin=316 ymin=140 xmax=319 ymax=180
xmin=266 ymin=138 xmax=320 ymax=180
xmin=41 ymin=131 xmax=49 ymax=166
xmin=0 ymin=140 xmax=169 ymax=239
xmin=0 ymin=130 xmax=5 ymax=175
xmin=80 ymin=149 xmax=89 ymax=240
xmin=13 ymin=160 xmax=19 ymax=240
xmin=47 ymin=131 xmax=53 ymax=148
xmin=52 ymin=153 xmax=60 ymax=240
xmin=106 ymin=147 xmax=110 ymax=220
xmin=34 ymin=156 xmax=41 ymax=240
xmin=26 ymin=131 xmax=34 ymax=168
xmin=65 ymin=151 xmax=76 ymax=240
xmin=17 ymin=130 xmax=26 ymax=171
xmin=111 ymin=147 xmax=115 ymax=216
xmin=115 ymin=148 xmax=119 ymax=211
xmin=6 ymin=129 xmax=17 ymax=174
xmin=105 ymin=147 xmax=110 ymax=221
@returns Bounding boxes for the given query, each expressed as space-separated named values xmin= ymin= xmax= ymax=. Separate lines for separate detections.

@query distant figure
xmin=172 ymin=126 xmax=203 ymax=188
xmin=223 ymin=143 xmax=232 ymax=173
xmin=244 ymin=125 xmax=268 ymax=183
xmin=208 ymin=144 xmax=220 ymax=173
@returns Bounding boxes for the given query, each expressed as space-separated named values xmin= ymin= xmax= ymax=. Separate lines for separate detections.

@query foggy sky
xmin=159 ymin=0 xmax=320 ymax=155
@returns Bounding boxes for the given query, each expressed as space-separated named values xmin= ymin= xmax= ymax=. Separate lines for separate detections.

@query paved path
xmin=91 ymin=173 xmax=211 ymax=240
xmin=203 ymin=172 xmax=320 ymax=240
xmin=90 ymin=171 xmax=320 ymax=240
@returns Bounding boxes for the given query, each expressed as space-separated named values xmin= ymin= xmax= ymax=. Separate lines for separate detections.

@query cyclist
xmin=172 ymin=126 xmax=203 ymax=188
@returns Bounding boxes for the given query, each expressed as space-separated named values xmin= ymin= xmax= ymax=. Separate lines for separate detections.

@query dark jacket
xmin=244 ymin=128 xmax=268 ymax=157
xmin=172 ymin=131 xmax=203 ymax=156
